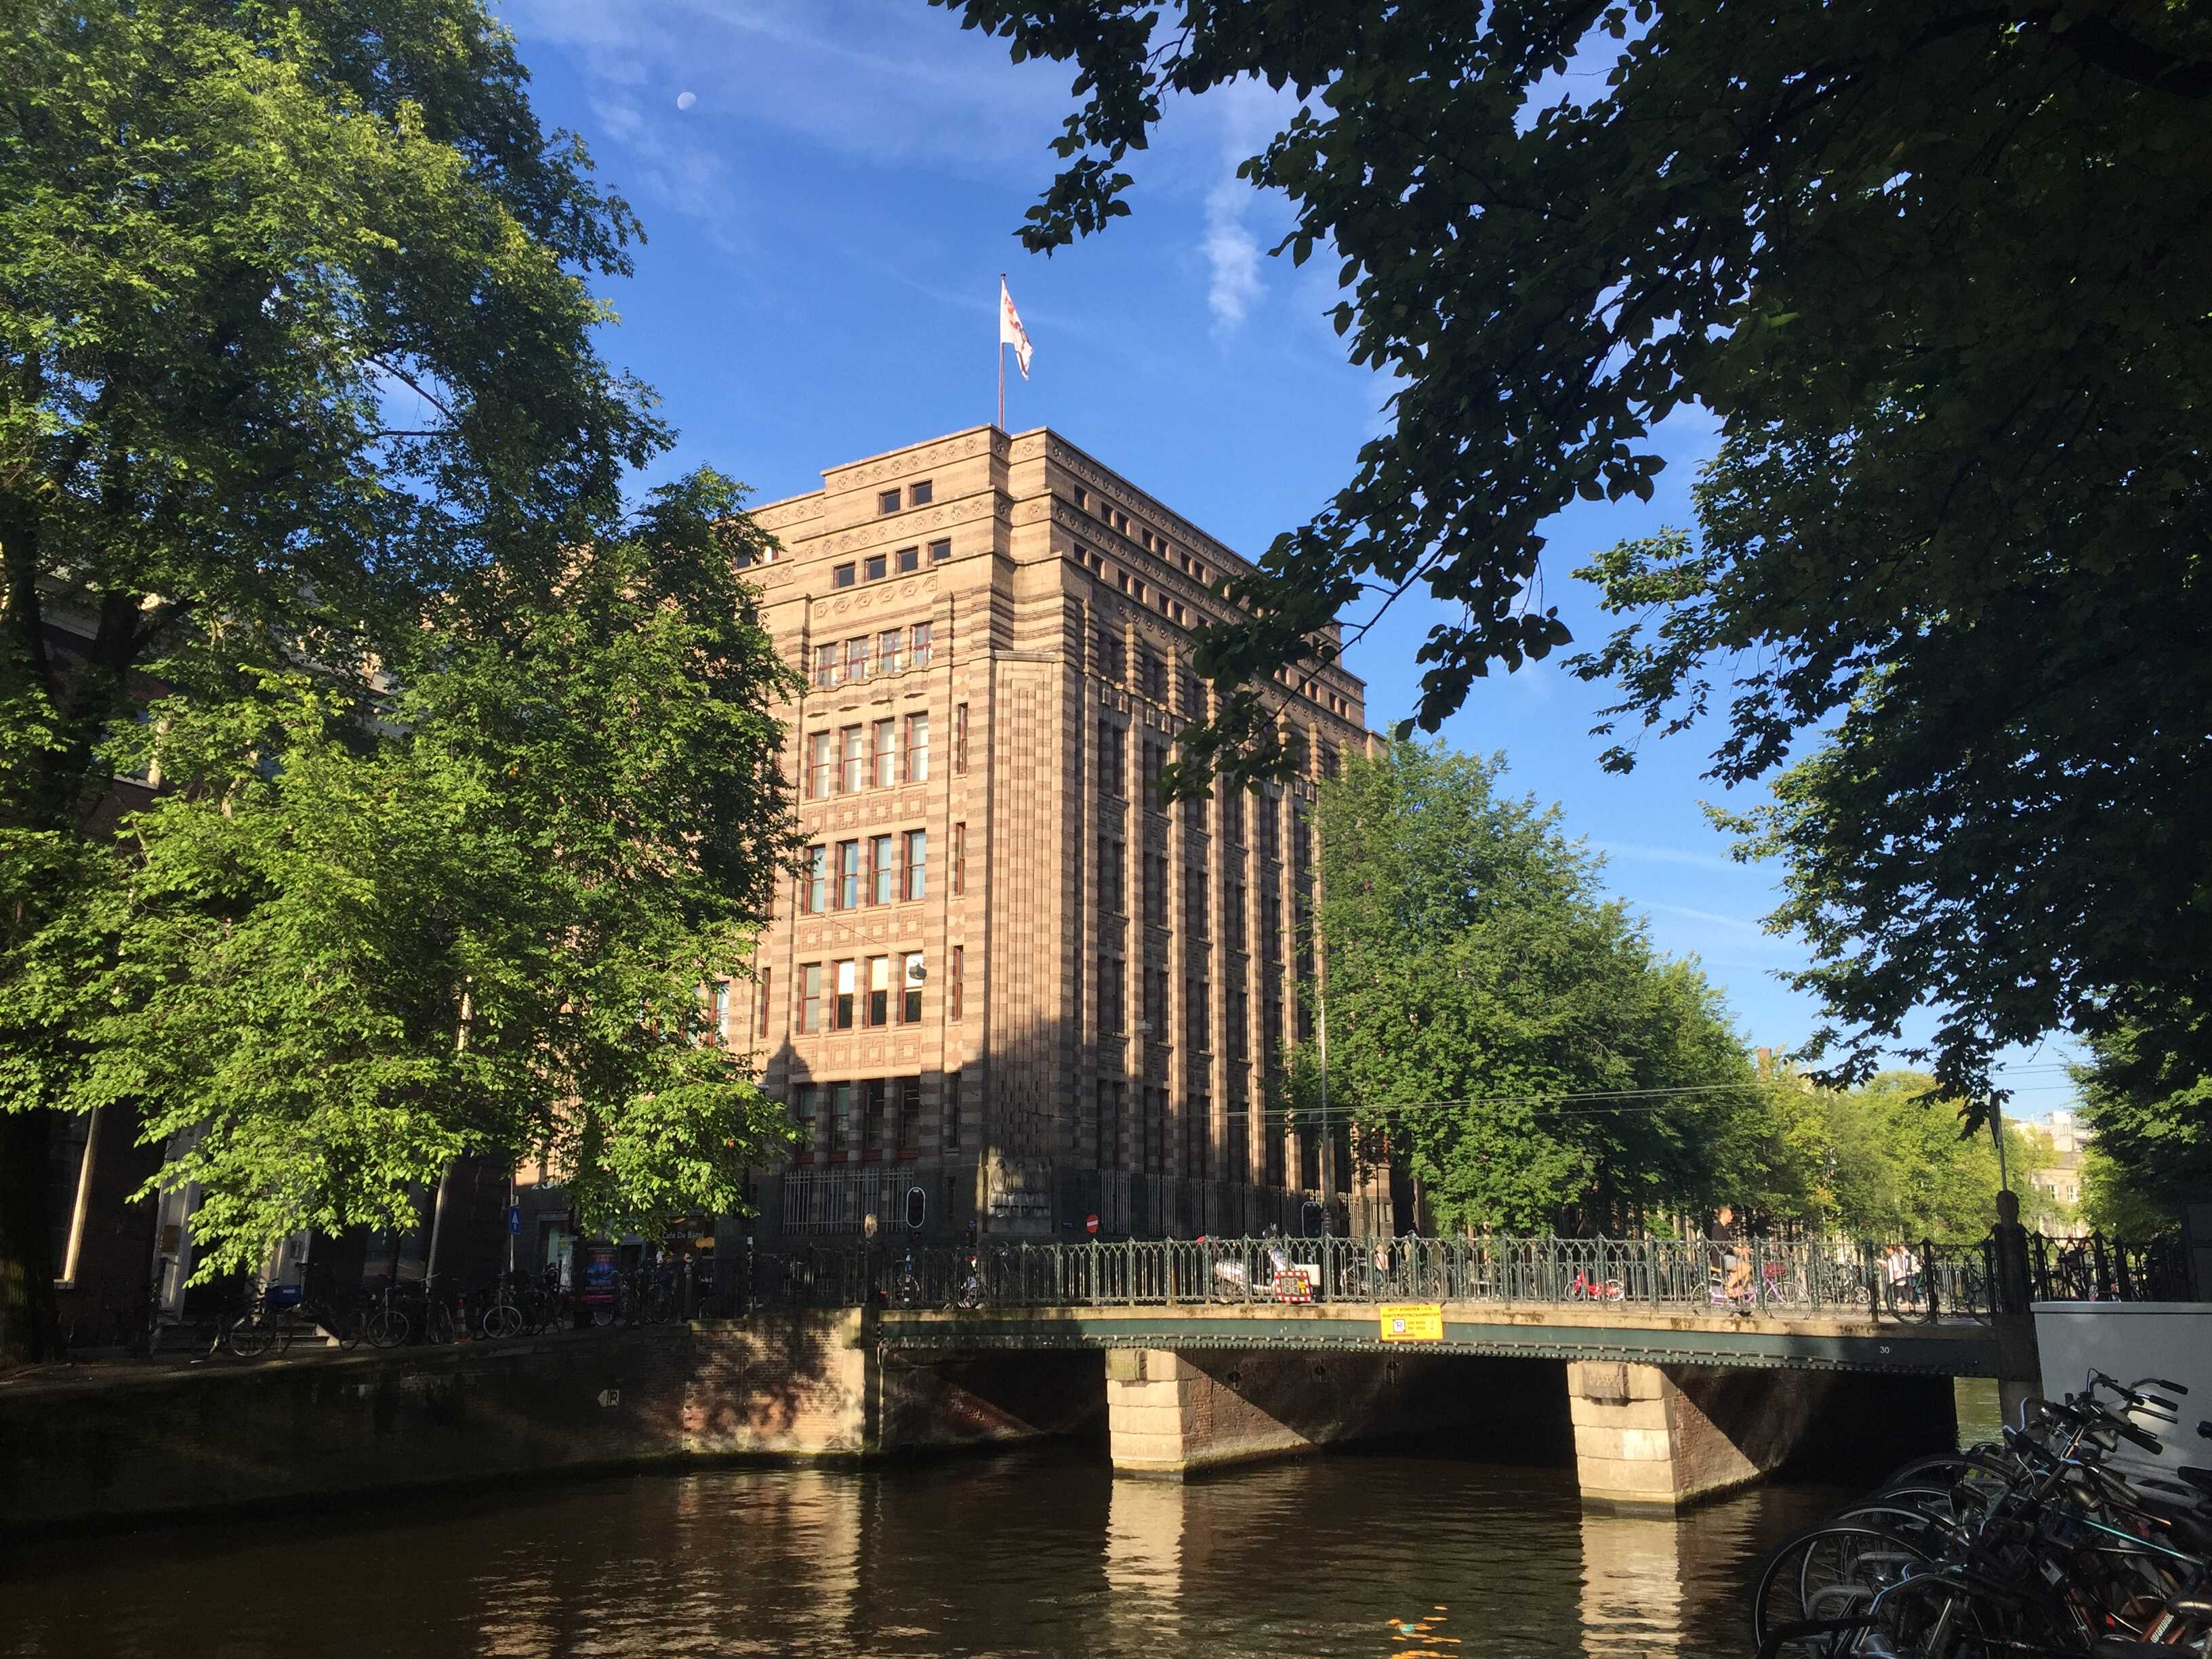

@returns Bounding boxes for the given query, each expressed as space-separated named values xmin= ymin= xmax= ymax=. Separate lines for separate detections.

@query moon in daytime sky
xmin=676 ymin=90 xmax=697 ymax=110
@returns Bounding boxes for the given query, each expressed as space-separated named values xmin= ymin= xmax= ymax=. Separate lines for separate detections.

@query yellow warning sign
xmin=1378 ymin=1303 xmax=1444 ymax=1342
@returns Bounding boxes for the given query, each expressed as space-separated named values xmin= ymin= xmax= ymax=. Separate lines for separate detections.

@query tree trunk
xmin=0 ymin=1108 xmax=62 ymax=1364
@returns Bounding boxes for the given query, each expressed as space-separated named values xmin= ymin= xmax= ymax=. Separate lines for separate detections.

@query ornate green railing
xmin=750 ymin=1233 xmax=1997 ymax=1323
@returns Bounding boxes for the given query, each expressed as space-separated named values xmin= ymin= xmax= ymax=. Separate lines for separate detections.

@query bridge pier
xmin=1567 ymin=1359 xmax=1955 ymax=1510
xmin=1103 ymin=1347 xmax=1536 ymax=1479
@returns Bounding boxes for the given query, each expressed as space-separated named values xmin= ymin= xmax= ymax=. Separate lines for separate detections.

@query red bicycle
xmin=1570 ymin=1268 xmax=1624 ymax=1300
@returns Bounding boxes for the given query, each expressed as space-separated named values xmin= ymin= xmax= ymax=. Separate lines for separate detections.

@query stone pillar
xmin=1107 ymin=1349 xmax=1309 ymax=1476
xmin=1567 ymin=1360 xmax=1956 ymax=1510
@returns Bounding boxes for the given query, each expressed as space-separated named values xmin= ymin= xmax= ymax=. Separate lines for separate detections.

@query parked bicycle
xmin=1753 ymin=1370 xmax=2212 ymax=1656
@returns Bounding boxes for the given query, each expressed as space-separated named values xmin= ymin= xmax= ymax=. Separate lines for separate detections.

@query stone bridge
xmin=873 ymin=1297 xmax=1997 ymax=1507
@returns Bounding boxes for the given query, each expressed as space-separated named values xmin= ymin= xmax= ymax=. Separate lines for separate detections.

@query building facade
xmin=735 ymin=426 xmax=1376 ymax=1242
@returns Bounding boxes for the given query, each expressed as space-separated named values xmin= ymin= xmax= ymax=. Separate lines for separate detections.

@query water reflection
xmin=3 ymin=1449 xmax=1842 ymax=1658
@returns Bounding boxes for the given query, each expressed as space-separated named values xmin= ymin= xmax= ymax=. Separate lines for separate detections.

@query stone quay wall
xmin=0 ymin=1314 xmax=1097 ymax=1536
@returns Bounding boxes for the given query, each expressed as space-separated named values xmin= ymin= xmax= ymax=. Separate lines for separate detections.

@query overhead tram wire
xmin=1214 ymin=1078 xmax=1778 ymax=1126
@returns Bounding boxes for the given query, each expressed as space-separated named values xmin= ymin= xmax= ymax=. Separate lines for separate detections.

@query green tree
xmin=2073 ymin=1020 xmax=2209 ymax=1225
xmin=938 ymin=0 xmax=2212 ymax=1103
xmin=1809 ymin=1071 xmax=2053 ymax=1238
xmin=9 ymin=474 xmax=802 ymax=1282
xmin=1307 ymin=740 xmax=1771 ymax=1233
xmin=1 ymin=0 xmax=708 ymax=1353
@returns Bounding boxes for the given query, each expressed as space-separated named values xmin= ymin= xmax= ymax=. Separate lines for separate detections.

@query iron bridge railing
xmin=748 ymin=1234 xmax=1997 ymax=1324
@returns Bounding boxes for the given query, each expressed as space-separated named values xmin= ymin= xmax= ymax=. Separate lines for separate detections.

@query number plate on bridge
xmin=1379 ymin=1303 xmax=1443 ymax=1342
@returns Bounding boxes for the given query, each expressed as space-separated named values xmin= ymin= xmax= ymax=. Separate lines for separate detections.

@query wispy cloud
xmin=1197 ymin=79 xmax=1296 ymax=333
xmin=1593 ymin=838 xmax=1744 ymax=873
xmin=1641 ymin=900 xmax=1771 ymax=937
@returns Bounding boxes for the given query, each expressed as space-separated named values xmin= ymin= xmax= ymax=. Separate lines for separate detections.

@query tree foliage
xmin=1308 ymin=741 xmax=1761 ymax=1233
xmin=7 ymin=474 xmax=802 ymax=1280
xmin=939 ymin=0 xmax=2212 ymax=1102
xmin=2072 ymin=1018 xmax=2211 ymax=1225
xmin=0 ymin=0 xmax=775 ymax=1347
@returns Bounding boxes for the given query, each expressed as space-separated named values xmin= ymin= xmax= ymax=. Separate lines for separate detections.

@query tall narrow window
xmin=871 ymin=718 xmax=898 ymax=788
xmin=866 ymin=955 xmax=890 ymax=1027
xmin=949 ymin=945 xmax=964 ymax=1021
xmin=951 ymin=701 xmax=968 ymax=773
xmin=903 ymin=830 xmax=927 ymax=900
xmin=756 ymin=970 xmax=772 ymax=1040
xmin=845 ymin=635 xmax=870 ymax=681
xmin=1099 ymin=836 xmax=1124 ymax=914
xmin=865 ymin=1078 xmax=888 ymax=1154
xmin=792 ymin=1084 xmax=817 ymax=1152
xmin=813 ymin=644 xmax=838 ymax=688
xmin=1099 ymin=721 xmax=1126 ymax=797
xmin=901 ymin=951 xmax=924 ymax=1023
xmin=869 ymin=834 xmax=896 ymax=905
xmin=1144 ymin=850 xmax=1169 ymax=929
xmin=951 ymin=822 xmax=966 ymax=897
xmin=944 ymin=1071 xmax=963 ymax=1152
xmin=833 ymin=960 xmax=857 ymax=1030
xmin=830 ymin=1082 xmax=854 ymax=1153
xmin=1185 ymin=863 xmax=1209 ymax=938
xmin=798 ymin=963 xmax=823 ymax=1033
xmin=879 ymin=628 xmax=905 ymax=674
xmin=1143 ymin=965 xmax=1167 ymax=1032
xmin=1142 ymin=739 xmax=1166 ymax=794
xmin=836 ymin=840 xmax=861 ymax=909
xmin=708 ymin=979 xmax=731 ymax=1044
xmin=840 ymin=725 xmax=865 ymax=793
xmin=1095 ymin=626 xmax=1125 ymax=682
xmin=904 ymin=712 xmax=930 ymax=782
xmin=897 ymin=1076 xmax=921 ymax=1153
xmin=803 ymin=845 xmax=827 ymax=914
xmin=1185 ymin=977 xmax=1210 ymax=1050
xmin=1096 ymin=1079 xmax=1120 ymax=1170
xmin=911 ymin=622 xmax=933 ymax=666
xmin=806 ymin=732 xmax=834 ymax=798
xmin=1098 ymin=956 xmax=1123 ymax=1033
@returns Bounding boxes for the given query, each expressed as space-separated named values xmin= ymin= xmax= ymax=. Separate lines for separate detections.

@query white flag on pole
xmin=999 ymin=276 xmax=1033 ymax=380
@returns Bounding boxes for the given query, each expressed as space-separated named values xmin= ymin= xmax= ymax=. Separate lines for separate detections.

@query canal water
xmin=3 ymin=1382 xmax=2001 ymax=1658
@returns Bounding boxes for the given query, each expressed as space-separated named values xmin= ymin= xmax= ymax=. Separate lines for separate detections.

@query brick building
xmin=733 ymin=426 xmax=1377 ymax=1243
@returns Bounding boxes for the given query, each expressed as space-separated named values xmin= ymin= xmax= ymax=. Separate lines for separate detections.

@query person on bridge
xmin=1712 ymin=1206 xmax=1753 ymax=1311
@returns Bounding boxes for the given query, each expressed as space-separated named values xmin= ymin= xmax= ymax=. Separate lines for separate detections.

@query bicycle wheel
xmin=1753 ymin=1522 xmax=1933 ymax=1656
xmin=481 ymin=1303 xmax=524 ymax=1340
xmin=336 ymin=1305 xmax=367 ymax=1349
xmin=225 ymin=1313 xmax=274 ymax=1359
xmin=367 ymin=1307 xmax=409 ymax=1348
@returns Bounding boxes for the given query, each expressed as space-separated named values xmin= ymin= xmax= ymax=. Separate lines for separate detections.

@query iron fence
xmin=745 ymin=1233 xmax=1997 ymax=1322
xmin=2028 ymin=1232 xmax=2194 ymax=1303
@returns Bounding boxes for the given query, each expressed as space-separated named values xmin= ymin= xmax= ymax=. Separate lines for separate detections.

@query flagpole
xmin=996 ymin=272 xmax=1006 ymax=430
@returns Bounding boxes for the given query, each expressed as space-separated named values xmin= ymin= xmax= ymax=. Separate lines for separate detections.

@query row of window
xmin=806 ymin=712 xmax=932 ymax=796
xmin=794 ymin=946 xmax=965 ymax=1033
xmin=789 ymin=1070 xmax=966 ymax=1160
xmin=791 ymin=1076 xmax=924 ymax=1161
xmin=805 ymin=705 xmax=972 ymax=798
xmin=877 ymin=479 xmax=934 ymax=515
xmin=813 ymin=623 xmax=933 ymax=689
xmin=831 ymin=539 xmax=951 ymax=590
xmin=800 ymin=829 xmax=935 ymax=912
xmin=1069 ymin=483 xmax=1207 ymax=586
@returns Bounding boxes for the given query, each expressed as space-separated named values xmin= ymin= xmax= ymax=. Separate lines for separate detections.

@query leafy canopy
xmin=1306 ymin=740 xmax=1760 ymax=1233
xmin=8 ymin=474 xmax=803 ymax=1279
xmin=938 ymin=0 xmax=2212 ymax=1101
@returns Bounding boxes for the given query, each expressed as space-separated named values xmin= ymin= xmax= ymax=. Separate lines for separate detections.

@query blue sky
xmin=493 ymin=0 xmax=2078 ymax=1117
